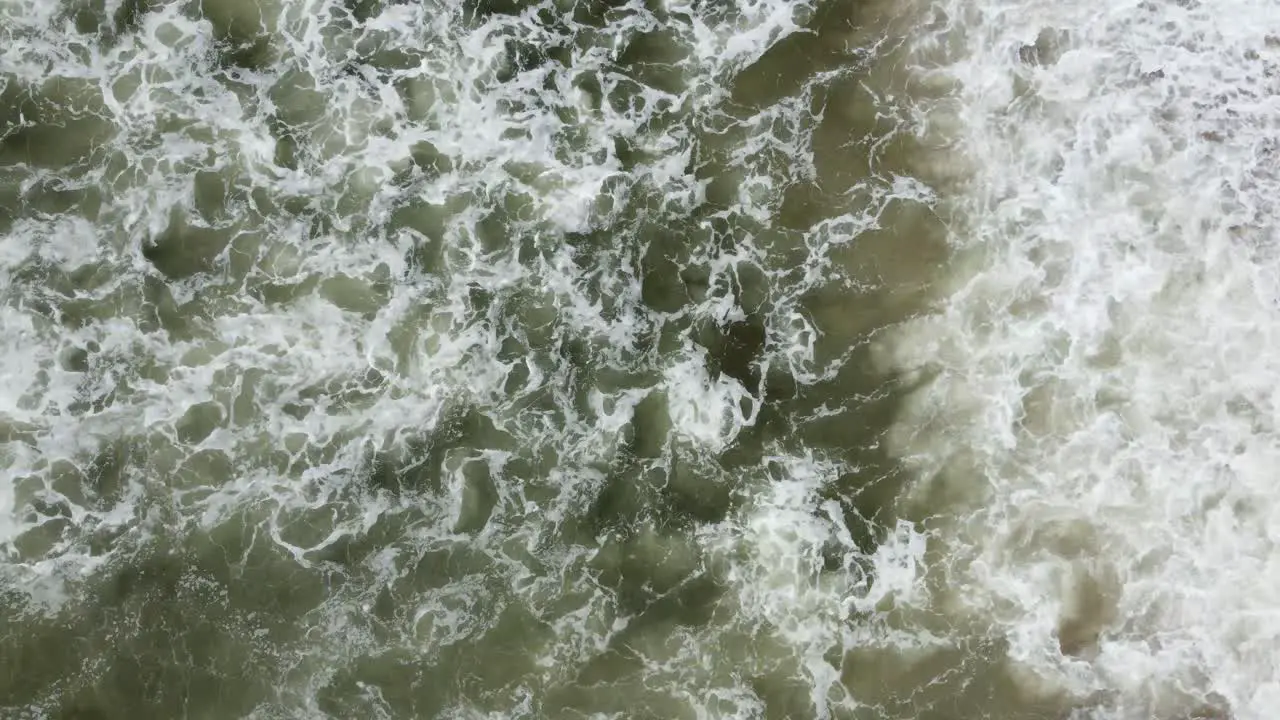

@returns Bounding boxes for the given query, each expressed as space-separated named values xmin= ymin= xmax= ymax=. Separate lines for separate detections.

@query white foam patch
xmin=665 ymin=344 xmax=758 ymax=453
xmin=699 ymin=453 xmax=931 ymax=718
xmin=884 ymin=0 xmax=1280 ymax=717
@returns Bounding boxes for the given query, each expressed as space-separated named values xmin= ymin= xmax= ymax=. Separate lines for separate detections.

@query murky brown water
xmin=3 ymin=0 xmax=1276 ymax=718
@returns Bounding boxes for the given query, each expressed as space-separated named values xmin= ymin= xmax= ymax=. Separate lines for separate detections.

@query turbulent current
xmin=1 ymin=0 xmax=1277 ymax=717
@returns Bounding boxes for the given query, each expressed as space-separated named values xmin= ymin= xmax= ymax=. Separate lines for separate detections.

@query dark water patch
xmin=586 ymin=462 xmax=656 ymax=536
xmin=65 ymin=0 xmax=153 ymax=44
xmin=140 ymin=209 xmax=234 ymax=280
xmin=66 ymin=589 xmax=271 ymax=717
xmin=0 ymin=539 xmax=306 ymax=718
xmin=717 ymin=398 xmax=791 ymax=472
xmin=247 ymin=273 xmax=320 ymax=307
xmin=0 ymin=117 xmax=111 ymax=170
xmin=344 ymin=0 xmax=383 ymax=24
xmin=140 ymin=275 xmax=210 ymax=342
xmin=0 ymin=603 xmax=91 ymax=713
xmin=498 ymin=36 xmax=571 ymax=84
xmin=639 ymin=235 xmax=696 ymax=314
xmin=452 ymin=457 xmax=500 ymax=534
xmin=730 ymin=0 xmax=873 ymax=110
xmin=361 ymin=406 xmax=510 ymax=499
xmin=810 ymin=75 xmax=912 ymax=193
xmin=658 ymin=452 xmax=737 ymax=527
xmin=610 ymin=560 xmax=723 ymax=632
xmin=840 ymin=639 xmax=1076 ymax=720
xmin=175 ymin=401 xmax=224 ymax=445
xmin=790 ymin=355 xmax=919 ymax=528
xmin=200 ymin=0 xmax=277 ymax=71
xmin=571 ymin=0 xmax=655 ymax=28
xmin=316 ymin=650 xmax=451 ymax=719
xmin=9 ymin=177 xmax=103 ymax=222
xmin=462 ymin=0 xmax=535 ymax=22
xmin=751 ymin=672 xmax=825 ymax=720
xmin=699 ymin=316 xmax=768 ymax=393
xmin=0 ymin=170 xmax=20 ymax=234
xmin=305 ymin=505 xmax=419 ymax=570
xmin=314 ymin=591 xmax=555 ymax=716
xmin=320 ymin=271 xmax=392 ymax=318
xmin=626 ymin=390 xmax=670 ymax=459
xmin=81 ymin=437 xmax=138 ymax=511
xmin=0 ymin=77 xmax=113 ymax=161
xmin=11 ymin=505 xmax=74 ymax=563
xmin=615 ymin=27 xmax=689 ymax=96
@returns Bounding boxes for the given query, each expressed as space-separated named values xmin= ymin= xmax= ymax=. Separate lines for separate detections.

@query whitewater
xmin=1 ymin=0 xmax=1277 ymax=718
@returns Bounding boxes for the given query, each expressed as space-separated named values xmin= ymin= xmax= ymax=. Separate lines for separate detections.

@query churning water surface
xmin=1 ymin=0 xmax=1277 ymax=718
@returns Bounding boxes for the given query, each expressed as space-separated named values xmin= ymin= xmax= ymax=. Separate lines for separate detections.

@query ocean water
xmin=0 ymin=0 xmax=1275 ymax=717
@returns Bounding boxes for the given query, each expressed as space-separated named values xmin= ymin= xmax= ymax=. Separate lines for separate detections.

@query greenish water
xmin=0 ymin=1 xmax=962 ymax=716
xmin=4 ymin=0 xmax=1275 ymax=718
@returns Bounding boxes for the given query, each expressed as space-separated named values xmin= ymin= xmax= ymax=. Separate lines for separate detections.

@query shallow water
xmin=1 ymin=0 xmax=1277 ymax=718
